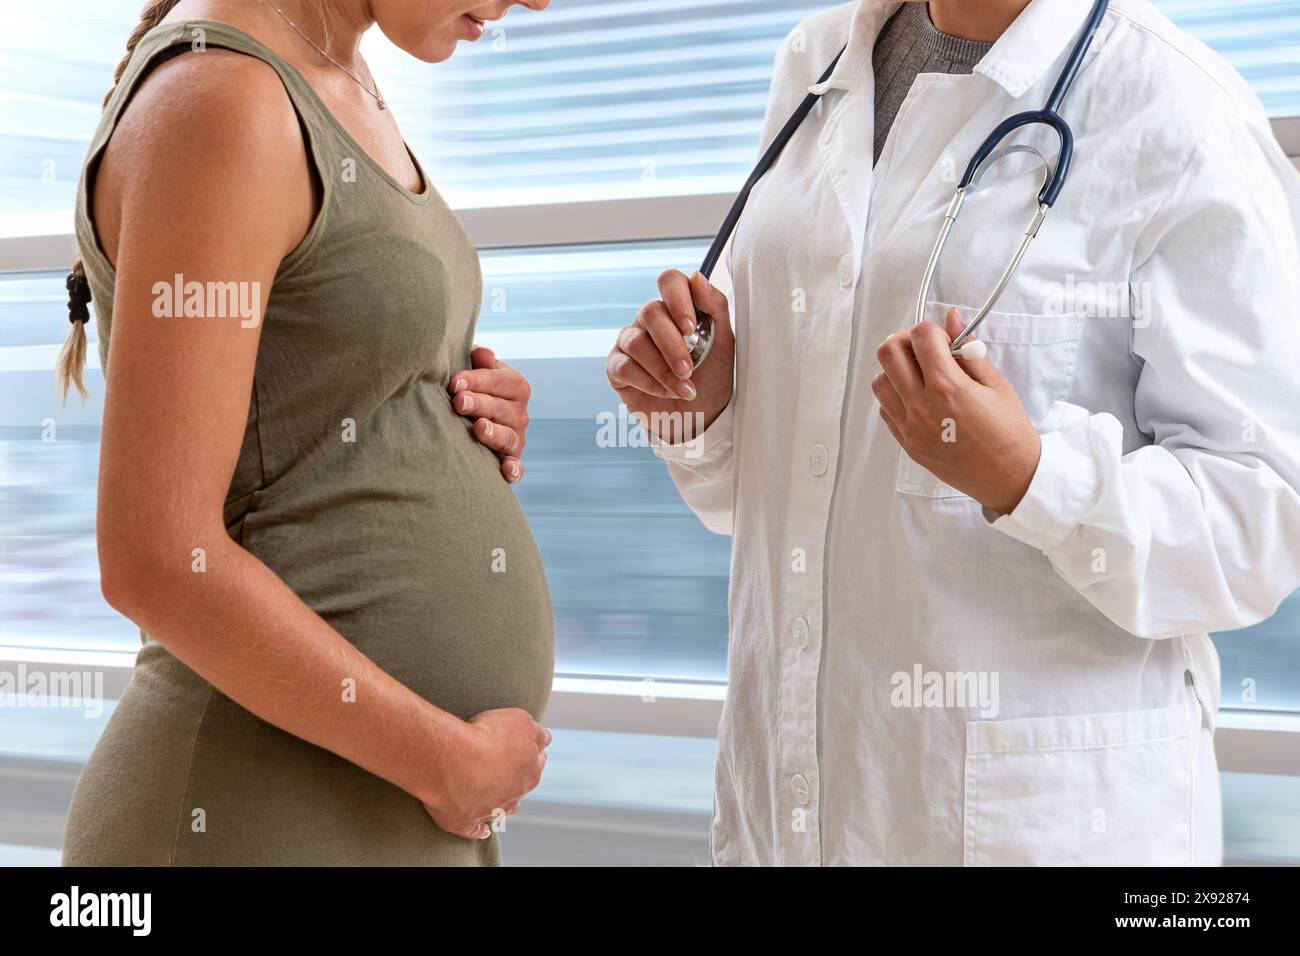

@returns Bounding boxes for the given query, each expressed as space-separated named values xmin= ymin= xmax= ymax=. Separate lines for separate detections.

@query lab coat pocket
xmin=896 ymin=302 xmax=1086 ymax=499
xmin=963 ymin=703 xmax=1193 ymax=866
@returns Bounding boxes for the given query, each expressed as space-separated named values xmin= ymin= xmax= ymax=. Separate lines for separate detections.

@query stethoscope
xmin=685 ymin=0 xmax=1110 ymax=366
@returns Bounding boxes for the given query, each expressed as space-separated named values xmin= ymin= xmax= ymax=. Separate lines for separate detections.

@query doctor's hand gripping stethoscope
xmin=608 ymin=0 xmax=1108 ymax=513
xmin=605 ymin=268 xmax=736 ymax=447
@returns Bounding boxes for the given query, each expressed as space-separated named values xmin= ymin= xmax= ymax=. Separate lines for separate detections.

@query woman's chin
xmin=400 ymin=37 xmax=459 ymax=65
xmin=382 ymin=25 xmax=464 ymax=65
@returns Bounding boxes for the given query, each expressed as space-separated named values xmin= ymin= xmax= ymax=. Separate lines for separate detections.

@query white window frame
xmin=2 ymin=118 xmax=1299 ymax=777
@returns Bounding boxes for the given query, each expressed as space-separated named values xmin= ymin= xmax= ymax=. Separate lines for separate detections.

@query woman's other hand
xmin=449 ymin=346 xmax=531 ymax=484
xmin=423 ymin=707 xmax=551 ymax=840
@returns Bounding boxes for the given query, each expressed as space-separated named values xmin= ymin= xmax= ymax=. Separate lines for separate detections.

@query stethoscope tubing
xmin=686 ymin=0 xmax=1110 ymax=367
xmin=684 ymin=45 xmax=847 ymax=366
xmin=697 ymin=46 xmax=848 ymax=280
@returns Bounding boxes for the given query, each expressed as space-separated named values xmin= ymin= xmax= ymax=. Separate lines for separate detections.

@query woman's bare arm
xmin=94 ymin=52 xmax=545 ymax=837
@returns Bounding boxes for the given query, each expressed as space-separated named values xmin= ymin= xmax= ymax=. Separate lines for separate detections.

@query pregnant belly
xmin=240 ymin=412 xmax=555 ymax=722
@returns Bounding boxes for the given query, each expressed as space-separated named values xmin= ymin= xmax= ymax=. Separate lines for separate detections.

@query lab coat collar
xmin=975 ymin=0 xmax=1101 ymax=98
xmin=808 ymin=1 xmax=896 ymax=96
xmin=810 ymin=0 xmax=1101 ymax=101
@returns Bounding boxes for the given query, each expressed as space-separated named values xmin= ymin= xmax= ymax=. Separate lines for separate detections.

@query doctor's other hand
xmin=873 ymin=307 xmax=1043 ymax=516
xmin=606 ymin=269 xmax=735 ymax=444
xmin=422 ymin=707 xmax=550 ymax=841
xmin=448 ymin=346 xmax=530 ymax=484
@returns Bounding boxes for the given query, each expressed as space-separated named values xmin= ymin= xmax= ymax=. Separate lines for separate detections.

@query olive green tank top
xmin=66 ymin=20 xmax=554 ymax=865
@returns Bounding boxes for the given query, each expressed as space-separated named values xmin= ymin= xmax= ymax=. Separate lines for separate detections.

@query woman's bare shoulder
xmin=95 ymin=46 xmax=315 ymax=264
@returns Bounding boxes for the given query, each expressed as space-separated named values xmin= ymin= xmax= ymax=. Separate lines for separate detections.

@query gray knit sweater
xmin=873 ymin=3 xmax=994 ymax=163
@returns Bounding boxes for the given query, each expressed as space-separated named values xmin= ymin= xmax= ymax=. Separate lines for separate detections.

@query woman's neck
xmin=927 ymin=0 xmax=1031 ymax=43
xmin=263 ymin=0 xmax=372 ymax=67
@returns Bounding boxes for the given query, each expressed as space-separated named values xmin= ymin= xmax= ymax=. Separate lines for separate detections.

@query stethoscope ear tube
xmin=916 ymin=0 xmax=1108 ymax=354
xmin=946 ymin=202 xmax=1049 ymax=355
xmin=918 ymin=144 xmax=1054 ymax=355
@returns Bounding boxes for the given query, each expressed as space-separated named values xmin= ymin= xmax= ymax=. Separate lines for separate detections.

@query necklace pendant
xmin=377 ymin=96 xmax=386 ymax=111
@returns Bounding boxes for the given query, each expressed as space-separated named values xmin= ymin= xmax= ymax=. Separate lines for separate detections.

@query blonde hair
xmin=58 ymin=0 xmax=184 ymax=404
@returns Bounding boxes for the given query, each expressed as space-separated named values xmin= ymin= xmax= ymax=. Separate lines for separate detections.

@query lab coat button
xmin=792 ymin=616 xmax=809 ymax=649
xmin=809 ymin=444 xmax=829 ymax=476
xmin=791 ymin=774 xmax=811 ymax=806
xmin=837 ymin=255 xmax=853 ymax=287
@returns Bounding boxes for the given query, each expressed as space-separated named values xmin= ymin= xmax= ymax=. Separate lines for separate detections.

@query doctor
xmin=607 ymin=0 xmax=1300 ymax=865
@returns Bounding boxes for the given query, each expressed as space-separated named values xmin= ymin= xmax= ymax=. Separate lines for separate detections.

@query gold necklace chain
xmin=264 ymin=0 xmax=386 ymax=109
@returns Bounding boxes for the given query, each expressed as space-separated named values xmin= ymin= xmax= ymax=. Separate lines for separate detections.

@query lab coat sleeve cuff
xmin=986 ymin=401 xmax=1099 ymax=552
xmin=651 ymin=399 xmax=735 ymax=464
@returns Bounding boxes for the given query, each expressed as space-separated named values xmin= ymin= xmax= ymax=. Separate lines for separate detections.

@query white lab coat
xmin=654 ymin=0 xmax=1300 ymax=865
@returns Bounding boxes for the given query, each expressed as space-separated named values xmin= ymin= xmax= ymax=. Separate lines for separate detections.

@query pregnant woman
xmin=57 ymin=0 xmax=554 ymax=865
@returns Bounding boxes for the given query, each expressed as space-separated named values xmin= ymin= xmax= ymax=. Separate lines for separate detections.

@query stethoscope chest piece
xmin=685 ymin=310 xmax=715 ymax=366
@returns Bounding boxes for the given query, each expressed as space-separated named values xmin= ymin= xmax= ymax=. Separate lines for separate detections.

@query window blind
xmin=4 ymin=1 xmax=1296 ymax=237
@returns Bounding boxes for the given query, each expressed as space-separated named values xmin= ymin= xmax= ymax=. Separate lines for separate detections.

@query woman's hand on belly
xmin=423 ymin=706 xmax=552 ymax=840
xmin=448 ymin=346 xmax=532 ymax=484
